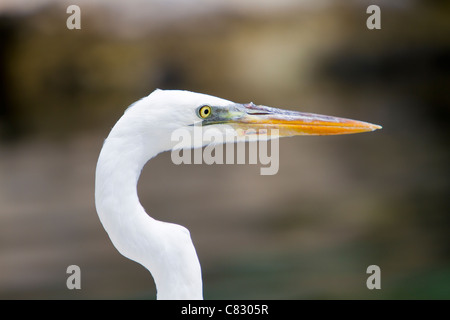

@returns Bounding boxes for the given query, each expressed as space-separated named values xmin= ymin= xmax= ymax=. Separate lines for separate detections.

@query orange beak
xmin=230 ymin=103 xmax=381 ymax=137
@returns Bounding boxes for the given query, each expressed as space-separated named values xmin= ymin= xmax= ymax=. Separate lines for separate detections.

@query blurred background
xmin=0 ymin=0 xmax=449 ymax=299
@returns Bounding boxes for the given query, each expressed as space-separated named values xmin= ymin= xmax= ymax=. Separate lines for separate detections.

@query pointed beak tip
xmin=369 ymin=123 xmax=383 ymax=131
xmin=345 ymin=121 xmax=382 ymax=134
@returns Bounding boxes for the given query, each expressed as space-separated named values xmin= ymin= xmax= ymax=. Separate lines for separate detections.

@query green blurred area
xmin=0 ymin=1 xmax=449 ymax=299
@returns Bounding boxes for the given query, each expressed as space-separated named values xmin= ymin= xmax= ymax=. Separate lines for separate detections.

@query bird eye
xmin=198 ymin=105 xmax=212 ymax=119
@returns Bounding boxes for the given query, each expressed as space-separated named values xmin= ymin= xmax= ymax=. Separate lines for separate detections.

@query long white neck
xmin=95 ymin=114 xmax=203 ymax=300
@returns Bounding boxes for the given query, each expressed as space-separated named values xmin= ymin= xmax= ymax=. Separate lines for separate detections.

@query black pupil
xmin=203 ymin=108 xmax=209 ymax=115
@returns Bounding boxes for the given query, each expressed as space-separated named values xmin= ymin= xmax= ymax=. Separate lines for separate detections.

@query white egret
xmin=95 ymin=89 xmax=381 ymax=299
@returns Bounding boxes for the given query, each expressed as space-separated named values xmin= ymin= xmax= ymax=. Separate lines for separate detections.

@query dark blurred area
xmin=0 ymin=0 xmax=449 ymax=299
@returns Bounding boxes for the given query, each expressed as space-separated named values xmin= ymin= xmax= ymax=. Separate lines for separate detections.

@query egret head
xmin=112 ymin=89 xmax=381 ymax=152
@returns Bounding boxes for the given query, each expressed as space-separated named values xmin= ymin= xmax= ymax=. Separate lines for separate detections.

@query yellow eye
xmin=198 ymin=105 xmax=212 ymax=119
